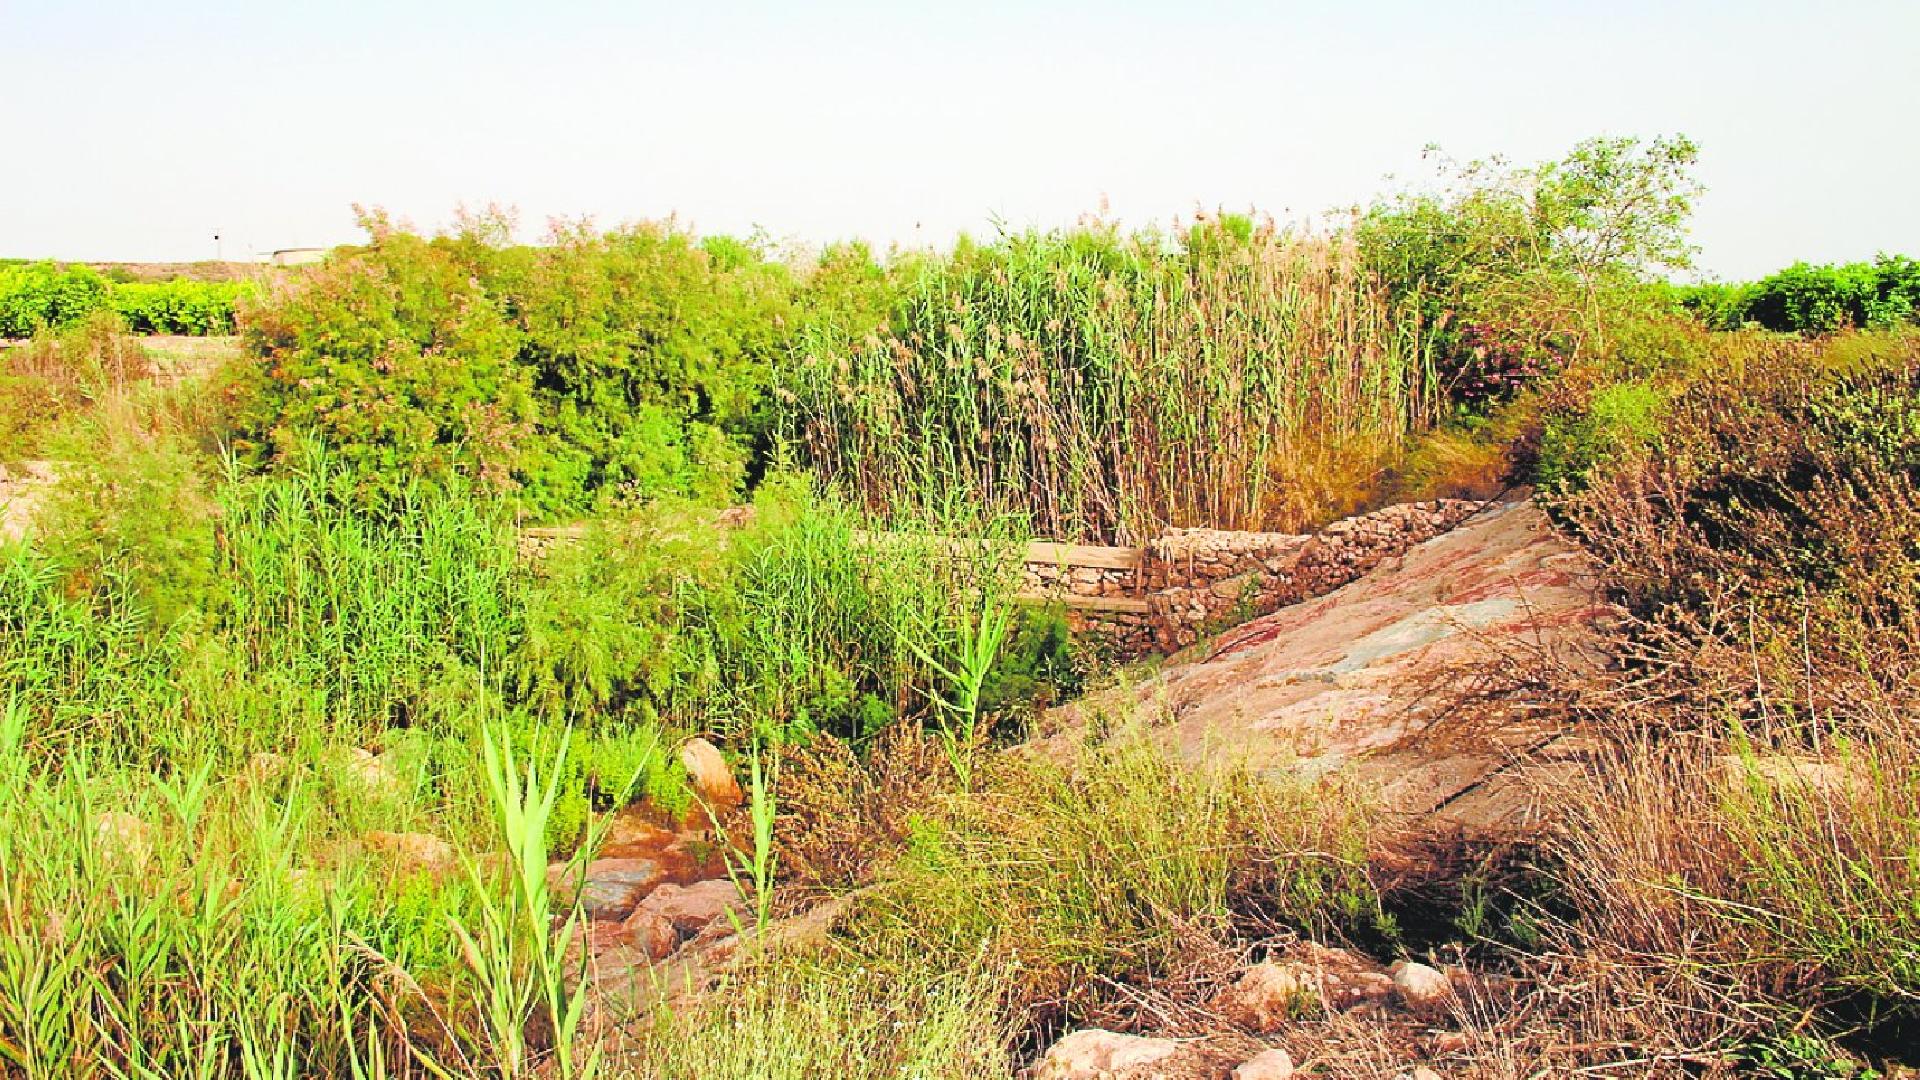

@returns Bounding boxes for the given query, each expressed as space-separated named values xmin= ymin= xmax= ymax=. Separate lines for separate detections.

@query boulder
xmin=1214 ymin=962 xmax=1311 ymax=1032
xmin=552 ymin=857 xmax=668 ymax=921
xmin=633 ymin=879 xmax=742 ymax=934
xmin=620 ymin=910 xmax=681 ymax=960
xmin=1391 ymin=961 xmax=1453 ymax=1014
xmin=1034 ymin=1029 xmax=1183 ymax=1079
xmin=1234 ymin=1049 xmax=1295 ymax=1080
xmin=680 ymin=738 xmax=743 ymax=808
xmin=362 ymin=830 xmax=455 ymax=875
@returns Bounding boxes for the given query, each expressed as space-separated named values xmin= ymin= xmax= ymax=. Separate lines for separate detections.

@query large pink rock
xmin=1051 ymin=498 xmax=1606 ymax=841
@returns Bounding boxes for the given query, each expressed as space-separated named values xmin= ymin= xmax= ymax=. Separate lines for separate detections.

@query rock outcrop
xmin=1055 ymin=496 xmax=1608 ymax=840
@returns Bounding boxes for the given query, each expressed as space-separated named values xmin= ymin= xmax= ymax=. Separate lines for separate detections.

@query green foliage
xmin=1535 ymin=380 xmax=1664 ymax=495
xmin=1744 ymin=255 xmax=1920 ymax=333
xmin=37 ymin=413 xmax=220 ymax=628
xmin=234 ymin=220 xmax=536 ymax=507
xmin=510 ymin=474 xmax=1037 ymax=744
xmin=978 ymin=606 xmax=1082 ymax=716
xmin=0 ymin=262 xmax=110 ymax=337
xmin=1735 ymin=1030 xmax=1884 ymax=1079
xmin=1673 ymin=256 xmax=1920 ymax=334
xmin=237 ymin=214 xmax=810 ymax=519
xmin=1358 ymin=135 xmax=1702 ymax=402
xmin=841 ymin=727 xmax=1379 ymax=1031
xmin=451 ymin=723 xmax=601 ymax=1079
xmin=680 ymin=476 xmax=1030 ymax=741
xmin=514 ymin=511 xmax=714 ymax=725
xmin=0 ymin=261 xmax=242 ymax=338
xmin=786 ymin=217 xmax=1431 ymax=541
xmin=109 ymin=279 xmax=245 ymax=334
xmin=1667 ymin=279 xmax=1758 ymax=331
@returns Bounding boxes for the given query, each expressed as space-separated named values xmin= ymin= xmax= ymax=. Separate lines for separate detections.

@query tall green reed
xmin=444 ymin=723 xmax=599 ymax=1080
xmin=783 ymin=218 xmax=1434 ymax=542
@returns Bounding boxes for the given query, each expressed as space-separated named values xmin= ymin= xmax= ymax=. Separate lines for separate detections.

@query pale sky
xmin=3 ymin=0 xmax=1916 ymax=280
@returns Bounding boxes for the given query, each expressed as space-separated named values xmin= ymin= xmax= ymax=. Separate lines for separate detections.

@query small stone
xmin=1428 ymin=1031 xmax=1470 ymax=1055
xmin=1234 ymin=1049 xmax=1295 ymax=1080
xmin=680 ymin=738 xmax=743 ymax=809
xmin=1391 ymin=962 xmax=1454 ymax=1013
xmin=362 ymin=830 xmax=455 ymax=875
xmin=92 ymin=811 xmax=153 ymax=869
xmin=620 ymin=909 xmax=681 ymax=960
xmin=1214 ymin=962 xmax=1312 ymax=1032
xmin=1325 ymin=971 xmax=1395 ymax=1009
xmin=1034 ymin=1029 xmax=1182 ymax=1079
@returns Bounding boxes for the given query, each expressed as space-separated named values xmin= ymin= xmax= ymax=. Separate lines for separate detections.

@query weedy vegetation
xmin=4 ymin=132 xmax=1919 ymax=1076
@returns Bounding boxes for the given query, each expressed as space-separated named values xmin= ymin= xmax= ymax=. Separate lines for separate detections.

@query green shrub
xmin=514 ymin=507 xmax=717 ymax=725
xmin=1764 ymin=257 xmax=1919 ymax=332
xmin=1359 ymin=135 xmax=1702 ymax=398
xmin=0 ymin=262 xmax=243 ymax=338
xmin=36 ymin=410 xmax=221 ymax=630
xmin=1693 ymin=255 xmax=1920 ymax=334
xmin=0 ymin=262 xmax=109 ymax=337
xmin=493 ymin=223 xmax=796 ymax=516
xmin=234 ymin=221 xmax=536 ymax=507
xmin=977 ymin=605 xmax=1081 ymax=716
xmin=236 ymin=215 xmax=811 ymax=520
xmin=1535 ymin=380 xmax=1664 ymax=495
xmin=1668 ymin=279 xmax=1757 ymax=330
xmin=110 ymin=279 xmax=246 ymax=334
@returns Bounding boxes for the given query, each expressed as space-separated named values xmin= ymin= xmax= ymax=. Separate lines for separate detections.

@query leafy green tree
xmin=1358 ymin=135 xmax=1702 ymax=402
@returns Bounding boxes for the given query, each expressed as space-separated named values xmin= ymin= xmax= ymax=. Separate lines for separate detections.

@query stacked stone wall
xmin=1033 ymin=500 xmax=1484 ymax=658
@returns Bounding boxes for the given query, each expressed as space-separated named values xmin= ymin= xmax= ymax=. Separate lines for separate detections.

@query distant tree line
xmin=1675 ymin=254 xmax=1920 ymax=333
xmin=0 ymin=261 xmax=246 ymax=337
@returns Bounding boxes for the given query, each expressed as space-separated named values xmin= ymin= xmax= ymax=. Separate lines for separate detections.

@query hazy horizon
xmin=5 ymin=0 xmax=1917 ymax=281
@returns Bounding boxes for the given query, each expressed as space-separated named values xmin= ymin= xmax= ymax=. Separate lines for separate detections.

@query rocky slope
xmin=1060 ymin=495 xmax=1610 ymax=841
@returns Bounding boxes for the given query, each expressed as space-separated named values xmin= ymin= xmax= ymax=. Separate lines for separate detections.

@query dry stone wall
xmin=1025 ymin=500 xmax=1486 ymax=657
